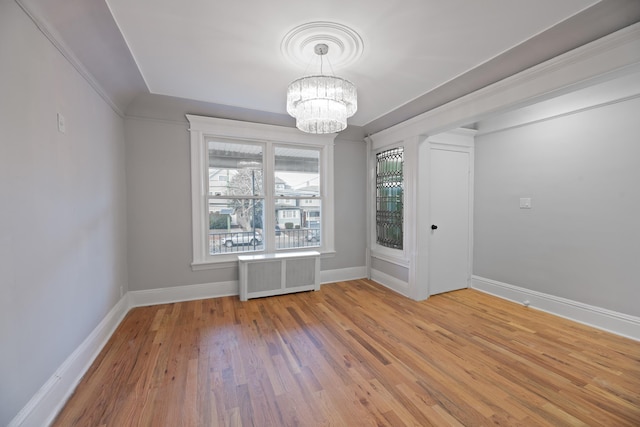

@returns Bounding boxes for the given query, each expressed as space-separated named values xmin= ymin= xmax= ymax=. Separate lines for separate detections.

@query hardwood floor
xmin=53 ymin=280 xmax=640 ymax=426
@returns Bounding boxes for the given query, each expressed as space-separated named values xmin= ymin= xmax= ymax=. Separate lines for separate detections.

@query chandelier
xmin=286 ymin=43 xmax=357 ymax=134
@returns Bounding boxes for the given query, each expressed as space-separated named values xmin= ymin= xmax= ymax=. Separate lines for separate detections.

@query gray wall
xmin=0 ymin=2 xmax=128 ymax=425
xmin=323 ymin=135 xmax=367 ymax=272
xmin=474 ymin=96 xmax=640 ymax=317
xmin=125 ymin=94 xmax=366 ymax=291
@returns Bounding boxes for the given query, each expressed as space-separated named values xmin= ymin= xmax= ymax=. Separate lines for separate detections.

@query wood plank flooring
xmin=53 ymin=280 xmax=640 ymax=426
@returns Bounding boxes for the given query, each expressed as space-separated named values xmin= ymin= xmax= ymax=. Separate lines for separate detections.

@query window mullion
xmin=264 ymin=142 xmax=276 ymax=252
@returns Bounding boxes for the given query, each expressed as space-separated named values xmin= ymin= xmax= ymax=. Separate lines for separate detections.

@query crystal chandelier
xmin=286 ymin=44 xmax=357 ymax=134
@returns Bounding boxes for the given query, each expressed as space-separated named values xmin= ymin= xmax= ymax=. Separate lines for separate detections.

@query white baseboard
xmin=128 ymin=280 xmax=239 ymax=307
xmin=370 ymin=268 xmax=410 ymax=298
xmin=128 ymin=267 xmax=371 ymax=307
xmin=127 ymin=267 xmax=370 ymax=307
xmin=471 ymin=275 xmax=640 ymax=341
xmin=320 ymin=266 xmax=366 ymax=284
xmin=8 ymin=294 xmax=130 ymax=427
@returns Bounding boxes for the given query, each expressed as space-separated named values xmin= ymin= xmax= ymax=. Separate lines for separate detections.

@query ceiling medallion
xmin=280 ymin=22 xmax=364 ymax=70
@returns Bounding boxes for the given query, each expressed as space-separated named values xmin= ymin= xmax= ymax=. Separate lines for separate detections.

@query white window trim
xmin=187 ymin=115 xmax=336 ymax=270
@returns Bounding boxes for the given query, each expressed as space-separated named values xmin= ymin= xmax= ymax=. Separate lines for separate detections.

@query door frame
xmin=413 ymin=130 xmax=475 ymax=300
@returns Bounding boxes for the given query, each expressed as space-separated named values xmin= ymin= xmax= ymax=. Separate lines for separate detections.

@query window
xmin=187 ymin=115 xmax=335 ymax=268
xmin=376 ymin=147 xmax=403 ymax=249
xmin=207 ymin=140 xmax=264 ymax=254
xmin=275 ymin=145 xmax=321 ymax=249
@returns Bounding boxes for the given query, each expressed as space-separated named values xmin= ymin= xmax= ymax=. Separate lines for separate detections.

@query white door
xmin=429 ymin=148 xmax=471 ymax=295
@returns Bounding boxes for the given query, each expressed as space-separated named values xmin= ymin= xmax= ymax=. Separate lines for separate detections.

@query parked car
xmin=224 ymin=231 xmax=263 ymax=247
xmin=275 ymin=224 xmax=281 ymax=236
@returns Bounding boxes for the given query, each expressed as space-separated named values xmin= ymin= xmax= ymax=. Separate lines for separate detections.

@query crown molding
xmin=15 ymin=0 xmax=125 ymax=117
xmin=369 ymin=22 xmax=640 ymax=146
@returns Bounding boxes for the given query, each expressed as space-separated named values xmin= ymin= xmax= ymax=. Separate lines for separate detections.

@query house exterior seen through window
xmin=207 ymin=142 xmax=322 ymax=254
xmin=207 ymin=140 xmax=265 ymax=253
xmin=376 ymin=147 xmax=404 ymax=249
xmin=274 ymin=146 xmax=321 ymax=249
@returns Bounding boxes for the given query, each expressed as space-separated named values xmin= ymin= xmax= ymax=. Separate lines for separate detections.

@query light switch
xmin=519 ymin=197 xmax=532 ymax=209
xmin=57 ymin=113 xmax=66 ymax=133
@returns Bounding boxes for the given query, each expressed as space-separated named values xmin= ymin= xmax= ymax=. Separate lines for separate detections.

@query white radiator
xmin=238 ymin=250 xmax=321 ymax=301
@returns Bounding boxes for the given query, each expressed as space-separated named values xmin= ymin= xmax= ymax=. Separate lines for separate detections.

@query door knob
xmin=431 ymin=224 xmax=438 ymax=230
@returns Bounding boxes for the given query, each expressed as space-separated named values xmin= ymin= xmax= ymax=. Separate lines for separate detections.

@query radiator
xmin=238 ymin=250 xmax=321 ymax=301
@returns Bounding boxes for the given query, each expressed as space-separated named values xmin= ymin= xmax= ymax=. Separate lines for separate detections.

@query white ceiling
xmin=104 ymin=0 xmax=597 ymax=126
xmin=19 ymin=0 xmax=640 ymax=133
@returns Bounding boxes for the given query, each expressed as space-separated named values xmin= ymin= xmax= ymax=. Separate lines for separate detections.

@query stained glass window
xmin=376 ymin=147 xmax=403 ymax=249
